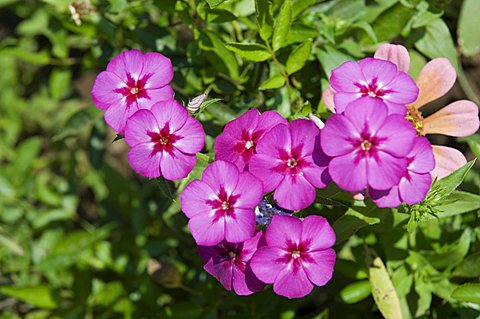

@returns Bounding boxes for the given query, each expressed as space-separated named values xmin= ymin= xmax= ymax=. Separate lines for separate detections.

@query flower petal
xmin=240 ymin=231 xmax=265 ymax=261
xmin=248 ymin=154 xmax=284 ymax=192
xmin=106 ymin=49 xmax=144 ymax=80
xmin=104 ymin=98 xmax=136 ymax=134
xmin=302 ymin=154 xmax=331 ymax=189
xmin=333 ymin=92 xmax=362 ymax=113
xmin=411 ymin=58 xmax=456 ymax=109
xmin=232 ymin=266 xmax=265 ymax=296
xmin=408 ymin=136 xmax=435 ymax=174
xmin=203 ymin=256 xmax=233 ymax=291
xmin=273 ymin=264 xmax=313 ymax=299
xmin=289 ymin=119 xmax=319 ymax=156
xmin=266 ymin=215 xmax=302 ymax=248
xmin=374 ymin=43 xmax=410 ymax=72
xmin=423 ymin=100 xmax=479 ymax=137
xmin=127 ymin=142 xmax=161 ymax=178
xmin=369 ymin=186 xmax=402 ymax=208
xmin=91 ymin=71 xmax=125 ymax=110
xmin=256 ymin=123 xmax=291 ymax=157
xmin=180 ymin=180 xmax=217 ymax=218
xmin=322 ymin=87 xmax=336 ymax=113
xmin=250 ymin=246 xmax=287 ymax=283
xmin=202 ymin=160 xmax=240 ymax=195
xmin=399 ymin=172 xmax=432 ymax=205
xmin=383 ymin=101 xmax=408 ymax=116
xmin=160 ymin=148 xmax=196 ymax=180
xmin=141 ymin=52 xmax=174 ymax=89
xmin=125 ymin=109 xmax=159 ymax=147
xmin=255 ymin=110 xmax=288 ymax=132
xmin=382 ymin=71 xmax=419 ymax=105
xmin=366 ymin=151 xmax=406 ymax=190
xmin=320 ymin=114 xmax=358 ymax=157
xmin=174 ymin=116 xmax=205 ymax=154
xmin=221 ymin=109 xmax=259 ymax=137
xmin=137 ymin=85 xmax=175 ymax=110
xmin=431 ymin=145 xmax=467 ymax=179
xmin=232 ymin=172 xmax=263 ymax=209
xmin=344 ymin=97 xmax=388 ymax=136
xmin=274 ymin=174 xmax=316 ymax=211
xmin=188 ymin=213 xmax=225 ymax=246
xmin=302 ymin=249 xmax=336 ymax=287
xmin=328 ymin=152 xmax=368 ymax=192
xmin=224 ymin=208 xmax=256 ymax=243
xmin=359 ymin=58 xmax=398 ymax=89
xmin=301 ymin=216 xmax=336 ymax=251
xmin=330 ymin=61 xmax=365 ymax=93
xmin=376 ymin=114 xmax=417 ymax=157
xmin=151 ymin=100 xmax=188 ymax=133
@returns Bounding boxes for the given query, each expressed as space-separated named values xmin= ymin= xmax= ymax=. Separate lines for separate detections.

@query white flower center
xmin=130 ymin=87 xmax=139 ymax=95
xmin=245 ymin=140 xmax=254 ymax=150
xmin=361 ymin=141 xmax=371 ymax=151
xmin=221 ymin=201 xmax=230 ymax=210
xmin=367 ymin=91 xmax=376 ymax=98
xmin=287 ymin=158 xmax=297 ymax=168
xmin=292 ymin=250 xmax=301 ymax=259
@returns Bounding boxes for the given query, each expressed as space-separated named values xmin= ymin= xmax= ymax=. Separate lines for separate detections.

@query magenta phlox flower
xmin=91 ymin=49 xmax=175 ymax=134
xmin=215 ymin=109 xmax=287 ymax=171
xmin=125 ymin=100 xmax=204 ymax=180
xmin=370 ymin=136 xmax=434 ymax=207
xmin=249 ymin=119 xmax=331 ymax=211
xmin=199 ymin=231 xmax=265 ymax=295
xmin=321 ymin=99 xmax=417 ymax=192
xmin=180 ymin=160 xmax=263 ymax=246
xmin=330 ymin=57 xmax=418 ymax=115
xmin=250 ymin=215 xmax=336 ymax=299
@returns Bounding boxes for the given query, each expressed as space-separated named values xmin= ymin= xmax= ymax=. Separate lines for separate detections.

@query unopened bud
xmin=187 ymin=93 xmax=207 ymax=113
xmin=147 ymin=259 xmax=182 ymax=288
xmin=308 ymin=113 xmax=325 ymax=129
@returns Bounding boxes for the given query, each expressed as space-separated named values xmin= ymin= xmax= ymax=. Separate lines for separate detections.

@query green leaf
xmin=368 ymin=253 xmax=403 ymax=319
xmin=0 ymin=231 xmax=24 ymax=256
xmin=352 ymin=21 xmax=377 ymax=43
xmin=49 ymin=68 xmax=71 ymax=100
xmin=436 ymin=191 xmax=480 ymax=217
xmin=451 ymin=283 xmax=480 ymax=304
xmin=415 ymin=18 xmax=460 ymax=72
xmin=198 ymin=30 xmax=239 ymax=80
xmin=272 ymin=0 xmax=292 ymax=51
xmin=453 ymin=252 xmax=480 ymax=278
xmin=315 ymin=46 xmax=353 ymax=77
xmin=458 ymin=0 xmax=480 ymax=56
xmin=205 ymin=0 xmax=225 ymax=9
xmin=333 ymin=207 xmax=381 ymax=243
xmin=259 ymin=74 xmax=285 ymax=90
xmin=370 ymin=3 xmax=414 ymax=43
xmin=10 ymin=137 xmax=42 ymax=185
xmin=414 ymin=281 xmax=432 ymax=317
xmin=224 ymin=43 xmax=271 ymax=62
xmin=435 ymin=160 xmax=476 ymax=197
xmin=422 ymin=229 xmax=471 ymax=269
xmin=1 ymin=286 xmax=59 ymax=309
xmin=285 ymin=40 xmax=312 ymax=75
xmin=340 ymin=280 xmax=371 ymax=304
xmin=255 ymin=0 xmax=273 ymax=41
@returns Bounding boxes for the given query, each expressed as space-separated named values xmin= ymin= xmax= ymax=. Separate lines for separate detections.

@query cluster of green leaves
xmin=0 ymin=0 xmax=479 ymax=318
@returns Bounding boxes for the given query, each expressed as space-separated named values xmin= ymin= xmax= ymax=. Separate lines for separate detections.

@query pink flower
xmin=250 ymin=215 xmax=336 ymax=299
xmin=198 ymin=231 xmax=265 ymax=295
xmin=374 ymin=43 xmax=479 ymax=178
xmin=180 ymin=160 xmax=263 ymax=246
xmin=91 ymin=49 xmax=174 ymax=134
xmin=249 ymin=119 xmax=331 ymax=211
xmin=370 ymin=136 xmax=435 ymax=207
xmin=214 ymin=109 xmax=287 ymax=171
xmin=125 ymin=100 xmax=204 ymax=180
xmin=321 ymin=99 xmax=417 ymax=192
xmin=329 ymin=57 xmax=418 ymax=115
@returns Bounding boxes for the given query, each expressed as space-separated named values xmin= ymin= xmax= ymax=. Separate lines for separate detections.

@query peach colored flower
xmin=323 ymin=43 xmax=479 ymax=178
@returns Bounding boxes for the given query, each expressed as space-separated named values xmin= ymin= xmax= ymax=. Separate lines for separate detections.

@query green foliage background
xmin=0 ymin=0 xmax=479 ymax=318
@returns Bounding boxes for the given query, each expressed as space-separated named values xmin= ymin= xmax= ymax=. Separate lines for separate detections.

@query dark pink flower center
xmin=233 ymin=129 xmax=265 ymax=160
xmin=114 ymin=73 xmax=151 ymax=107
xmin=206 ymin=186 xmax=240 ymax=221
xmin=216 ymin=242 xmax=247 ymax=271
xmin=277 ymin=240 xmax=314 ymax=273
xmin=355 ymin=78 xmax=392 ymax=99
xmin=352 ymin=127 xmax=384 ymax=158
xmin=148 ymin=123 xmax=181 ymax=155
xmin=274 ymin=146 xmax=309 ymax=176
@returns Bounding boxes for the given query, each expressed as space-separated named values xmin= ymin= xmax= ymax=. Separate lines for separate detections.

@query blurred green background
xmin=0 ymin=0 xmax=479 ymax=318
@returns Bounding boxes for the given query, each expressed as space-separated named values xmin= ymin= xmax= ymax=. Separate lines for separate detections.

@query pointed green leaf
xmin=458 ymin=0 xmax=480 ymax=56
xmin=225 ymin=43 xmax=271 ymax=62
xmin=259 ymin=74 xmax=285 ymax=90
xmin=205 ymin=0 xmax=225 ymax=9
xmin=1 ymin=286 xmax=59 ymax=309
xmin=435 ymin=160 xmax=476 ymax=197
xmin=285 ymin=40 xmax=312 ymax=75
xmin=272 ymin=0 xmax=292 ymax=51
xmin=451 ymin=283 xmax=480 ymax=304
xmin=436 ymin=191 xmax=480 ymax=217
xmin=255 ymin=0 xmax=273 ymax=41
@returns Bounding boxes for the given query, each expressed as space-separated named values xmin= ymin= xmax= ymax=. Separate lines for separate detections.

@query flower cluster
xmin=92 ymin=44 xmax=478 ymax=299
xmin=91 ymin=50 xmax=205 ymax=181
